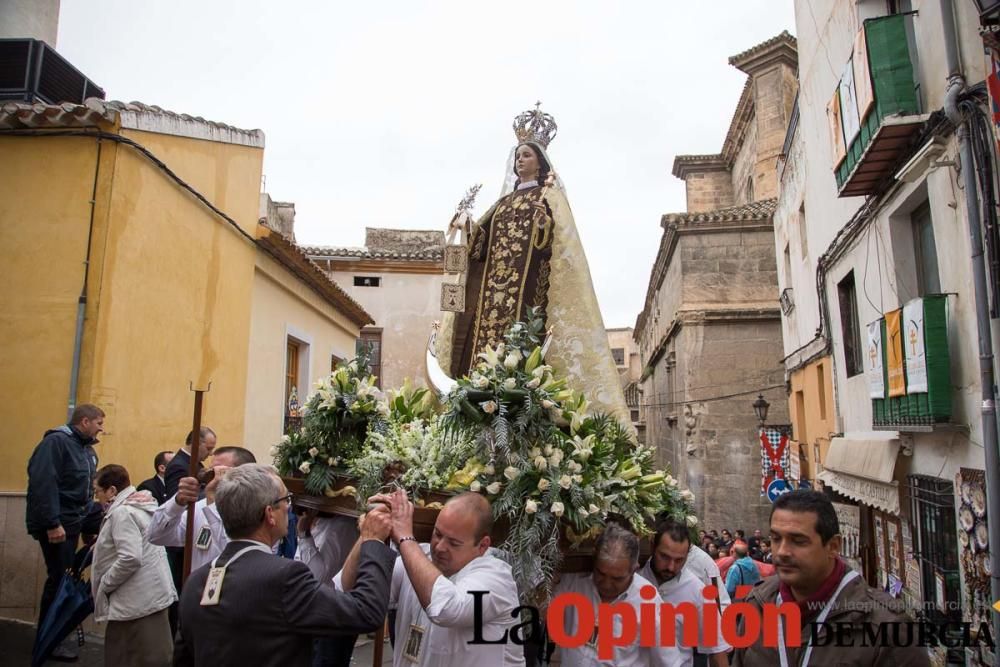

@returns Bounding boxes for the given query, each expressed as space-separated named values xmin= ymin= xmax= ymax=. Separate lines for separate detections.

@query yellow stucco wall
xmin=243 ymin=249 xmax=361 ymax=463
xmin=0 ymin=135 xmax=115 ymax=491
xmin=789 ymin=354 xmax=836 ymax=480
xmin=0 ymin=127 xmax=262 ymax=491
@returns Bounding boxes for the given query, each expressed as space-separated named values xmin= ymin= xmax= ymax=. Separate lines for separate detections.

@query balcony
xmin=0 ymin=39 xmax=105 ymax=105
xmin=830 ymin=15 xmax=925 ymax=197
xmin=870 ymin=295 xmax=953 ymax=431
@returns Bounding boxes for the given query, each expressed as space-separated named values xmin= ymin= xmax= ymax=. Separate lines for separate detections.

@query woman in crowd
xmin=92 ymin=464 xmax=176 ymax=666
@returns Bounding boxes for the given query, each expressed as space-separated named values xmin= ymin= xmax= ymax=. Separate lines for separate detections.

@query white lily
xmin=470 ymin=481 xmax=482 ymax=493
xmin=299 ymin=461 xmax=311 ymax=474
xmin=478 ymin=346 xmax=501 ymax=368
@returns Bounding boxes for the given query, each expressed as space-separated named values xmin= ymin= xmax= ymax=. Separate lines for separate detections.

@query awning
xmin=817 ymin=437 xmax=901 ymax=514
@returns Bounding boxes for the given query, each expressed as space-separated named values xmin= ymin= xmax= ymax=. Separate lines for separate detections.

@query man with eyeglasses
xmin=174 ymin=464 xmax=395 ymax=666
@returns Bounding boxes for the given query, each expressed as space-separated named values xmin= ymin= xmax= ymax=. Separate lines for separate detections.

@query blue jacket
xmin=26 ymin=425 xmax=99 ymax=534
xmin=725 ymin=556 xmax=761 ymax=598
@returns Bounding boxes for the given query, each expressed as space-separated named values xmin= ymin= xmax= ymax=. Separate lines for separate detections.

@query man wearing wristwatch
xmin=335 ymin=489 xmax=525 ymax=666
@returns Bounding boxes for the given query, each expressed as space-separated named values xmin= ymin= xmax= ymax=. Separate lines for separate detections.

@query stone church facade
xmin=634 ymin=32 xmax=796 ymax=531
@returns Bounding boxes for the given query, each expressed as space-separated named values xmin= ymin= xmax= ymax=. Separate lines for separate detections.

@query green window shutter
xmin=865 ymin=15 xmax=919 ymax=119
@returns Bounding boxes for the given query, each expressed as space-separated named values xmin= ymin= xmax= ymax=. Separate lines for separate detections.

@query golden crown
xmin=513 ymin=102 xmax=557 ymax=148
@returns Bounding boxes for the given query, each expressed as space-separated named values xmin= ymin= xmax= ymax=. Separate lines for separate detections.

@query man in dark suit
xmin=164 ymin=427 xmax=217 ymax=500
xmin=174 ymin=464 xmax=394 ymax=667
xmin=137 ymin=450 xmax=173 ymax=505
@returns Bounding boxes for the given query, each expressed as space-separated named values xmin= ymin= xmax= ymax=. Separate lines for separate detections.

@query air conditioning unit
xmin=0 ymin=39 xmax=105 ymax=104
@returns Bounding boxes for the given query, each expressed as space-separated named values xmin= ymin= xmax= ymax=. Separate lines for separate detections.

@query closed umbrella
xmin=31 ymin=546 xmax=94 ymax=667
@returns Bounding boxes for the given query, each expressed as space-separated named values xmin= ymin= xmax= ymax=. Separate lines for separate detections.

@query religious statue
xmin=433 ymin=105 xmax=630 ymax=422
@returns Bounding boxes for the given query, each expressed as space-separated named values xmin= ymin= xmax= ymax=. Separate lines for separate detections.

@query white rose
xmin=377 ymin=402 xmax=390 ymax=417
xmin=328 ymin=457 xmax=336 ymax=466
xmin=541 ymin=399 xmax=555 ymax=409
xmin=551 ymin=501 xmax=565 ymax=517
xmin=281 ymin=434 xmax=290 ymax=443
xmin=559 ymin=475 xmax=572 ymax=490
xmin=474 ymin=375 xmax=490 ymax=389
xmin=526 ymin=378 xmax=540 ymax=389
xmin=504 ymin=466 xmax=520 ymax=480
xmin=503 ymin=378 xmax=517 ymax=391
xmin=681 ymin=489 xmax=696 ymax=503
xmin=299 ymin=461 xmax=311 ymax=474
xmin=269 ymin=446 xmax=278 ymax=457
xmin=548 ymin=450 xmax=564 ymax=466
xmin=481 ymin=401 xmax=498 ymax=414
xmin=572 ymin=474 xmax=583 ymax=484
xmin=588 ymin=503 xmax=600 ymax=515
xmin=470 ymin=481 xmax=482 ymax=493
xmin=665 ymin=475 xmax=678 ymax=488
xmin=503 ymin=352 xmax=520 ymax=370
xmin=537 ymin=478 xmax=551 ymax=492
xmin=533 ymin=455 xmax=548 ymax=471
xmin=484 ymin=464 xmax=496 ymax=475
xmin=686 ymin=515 xmax=699 ymax=527
xmin=530 ymin=447 xmax=542 ymax=458
xmin=308 ymin=447 xmax=319 ymax=457
xmin=525 ymin=499 xmax=538 ymax=514
xmin=486 ymin=481 xmax=501 ymax=495
xmin=568 ymin=461 xmax=582 ymax=473
xmin=543 ymin=444 xmax=553 ymax=456
xmin=579 ymin=507 xmax=590 ymax=518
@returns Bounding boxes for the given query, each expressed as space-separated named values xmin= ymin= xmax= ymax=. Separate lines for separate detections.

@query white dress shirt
xmin=638 ymin=562 xmax=731 ymax=665
xmin=553 ymin=572 xmax=684 ymax=667
xmin=295 ymin=515 xmax=359 ymax=584
xmin=146 ymin=496 xmax=227 ymax=571
xmin=683 ymin=546 xmax=731 ymax=610
xmin=335 ymin=543 xmax=525 ymax=666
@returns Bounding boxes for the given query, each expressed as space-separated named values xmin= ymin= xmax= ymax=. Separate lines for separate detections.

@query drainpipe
xmin=67 ymin=136 xmax=102 ymax=421
xmin=941 ymin=0 xmax=1000 ymax=649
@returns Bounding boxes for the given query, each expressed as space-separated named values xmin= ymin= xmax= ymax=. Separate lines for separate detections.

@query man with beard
xmin=732 ymin=490 xmax=929 ymax=666
xmin=639 ymin=517 xmax=730 ymax=667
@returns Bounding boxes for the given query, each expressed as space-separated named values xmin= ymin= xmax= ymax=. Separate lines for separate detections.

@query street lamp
xmin=752 ymin=394 xmax=770 ymax=427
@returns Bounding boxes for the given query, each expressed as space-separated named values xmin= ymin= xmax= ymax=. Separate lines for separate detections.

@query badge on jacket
xmin=200 ymin=567 xmax=225 ymax=606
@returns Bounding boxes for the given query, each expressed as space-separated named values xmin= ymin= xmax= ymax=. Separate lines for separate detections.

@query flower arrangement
xmin=271 ymin=310 xmax=696 ymax=602
xmin=438 ymin=308 xmax=695 ymax=600
xmin=272 ymin=352 xmax=387 ymax=496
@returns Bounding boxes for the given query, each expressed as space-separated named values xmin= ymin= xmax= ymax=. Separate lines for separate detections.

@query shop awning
xmin=818 ymin=437 xmax=901 ymax=514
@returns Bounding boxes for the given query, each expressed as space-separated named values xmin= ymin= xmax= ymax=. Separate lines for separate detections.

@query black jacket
xmin=174 ymin=539 xmax=395 ymax=666
xmin=137 ymin=475 xmax=167 ymax=505
xmin=26 ymin=425 xmax=99 ymax=535
xmin=164 ymin=449 xmax=200 ymax=500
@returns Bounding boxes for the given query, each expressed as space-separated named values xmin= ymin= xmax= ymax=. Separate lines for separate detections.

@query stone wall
xmin=684 ymin=170 xmax=735 ymax=213
xmin=365 ymin=228 xmax=444 ymax=255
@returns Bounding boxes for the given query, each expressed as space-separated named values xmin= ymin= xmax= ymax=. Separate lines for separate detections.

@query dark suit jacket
xmin=174 ymin=539 xmax=394 ymax=667
xmin=136 ymin=475 xmax=167 ymax=505
xmin=164 ymin=449 xmax=196 ymax=500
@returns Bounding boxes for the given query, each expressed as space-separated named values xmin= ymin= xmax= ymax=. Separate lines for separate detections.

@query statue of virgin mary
xmin=434 ymin=106 xmax=630 ymax=424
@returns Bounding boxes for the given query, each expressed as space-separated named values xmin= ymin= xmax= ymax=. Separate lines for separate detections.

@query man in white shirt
xmin=683 ymin=542 xmax=731 ymax=611
xmin=552 ymin=523 xmax=683 ymax=666
xmin=336 ymin=489 xmax=525 ymax=666
xmin=146 ymin=446 xmax=256 ymax=572
xmin=639 ymin=518 xmax=730 ymax=667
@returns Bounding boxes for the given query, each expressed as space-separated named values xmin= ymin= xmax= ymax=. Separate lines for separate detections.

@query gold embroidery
xmin=469 ymin=187 xmax=552 ymax=360
xmin=534 ymin=258 xmax=551 ymax=312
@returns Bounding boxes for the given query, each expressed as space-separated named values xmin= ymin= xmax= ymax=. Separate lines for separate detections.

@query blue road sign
xmin=767 ymin=479 xmax=791 ymax=503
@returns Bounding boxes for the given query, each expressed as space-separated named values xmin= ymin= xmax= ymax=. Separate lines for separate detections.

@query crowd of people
xmin=25 ymin=404 xmax=930 ymax=666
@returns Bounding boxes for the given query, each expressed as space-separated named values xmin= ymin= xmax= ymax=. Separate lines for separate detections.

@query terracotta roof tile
xmin=303 ymin=246 xmax=444 ymax=262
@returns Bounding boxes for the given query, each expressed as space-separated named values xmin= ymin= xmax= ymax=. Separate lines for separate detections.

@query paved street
xmin=0 ymin=619 xmax=392 ymax=666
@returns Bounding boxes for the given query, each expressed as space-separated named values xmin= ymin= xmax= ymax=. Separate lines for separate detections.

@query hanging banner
xmin=866 ymin=319 xmax=885 ymax=399
xmin=885 ymin=309 xmax=906 ymax=398
xmin=903 ymin=298 xmax=927 ymax=393
xmin=760 ymin=427 xmax=790 ymax=496
xmin=853 ymin=28 xmax=874 ymax=120
xmin=828 ymin=89 xmax=847 ymax=168
xmin=986 ymin=45 xmax=1000 ymax=155
xmin=839 ymin=57 xmax=862 ymax=145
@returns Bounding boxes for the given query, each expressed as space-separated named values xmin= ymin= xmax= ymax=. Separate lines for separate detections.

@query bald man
xmin=336 ymin=491 xmax=525 ymax=666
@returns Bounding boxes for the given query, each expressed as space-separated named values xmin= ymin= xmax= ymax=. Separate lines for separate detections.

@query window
xmin=356 ymin=329 xmax=382 ymax=387
xmin=783 ymin=243 xmax=792 ymax=285
xmin=911 ymin=203 xmax=941 ymax=295
xmin=794 ymin=390 xmax=807 ymax=443
xmin=837 ymin=272 xmax=864 ymax=377
xmin=611 ymin=347 xmax=625 ymax=366
xmin=816 ymin=363 xmax=827 ymax=421
xmin=331 ymin=354 xmax=343 ymax=372
xmin=354 ymin=276 xmax=381 ymax=287
xmin=907 ymin=476 xmax=961 ymax=626
xmin=285 ymin=341 xmax=299 ymax=413
xmin=630 ymin=409 xmax=640 ymax=423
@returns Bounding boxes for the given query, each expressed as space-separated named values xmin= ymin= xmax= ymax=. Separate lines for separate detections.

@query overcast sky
xmin=58 ymin=1 xmax=796 ymax=328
